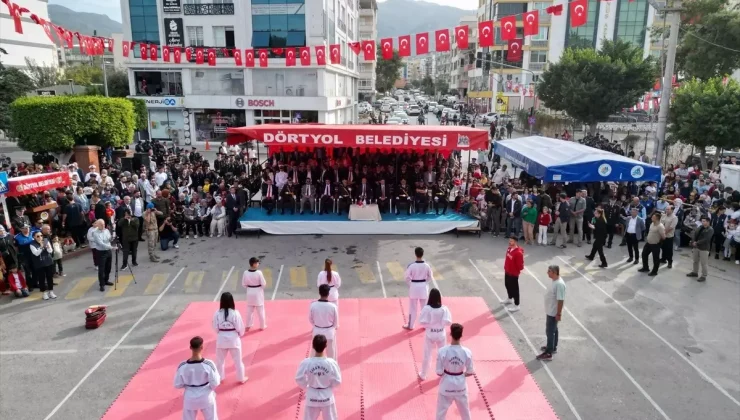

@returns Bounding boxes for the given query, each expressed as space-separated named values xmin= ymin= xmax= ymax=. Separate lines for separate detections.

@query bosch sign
xmin=247 ymin=99 xmax=275 ymax=107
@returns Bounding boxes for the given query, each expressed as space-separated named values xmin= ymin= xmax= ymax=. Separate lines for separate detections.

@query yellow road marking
xmin=290 ymin=267 xmax=308 ymax=288
xmin=262 ymin=268 xmax=273 ymax=288
xmin=184 ymin=271 xmax=205 ymax=293
xmin=355 ymin=263 xmax=376 ymax=284
xmin=429 ymin=264 xmax=444 ymax=281
xmin=386 ymin=261 xmax=406 ymax=282
xmin=25 ymin=290 xmax=44 ymax=302
xmin=106 ymin=274 xmax=134 ymax=297
xmin=65 ymin=277 xmax=98 ymax=300
xmin=144 ymin=273 xmax=169 ymax=295
xmin=449 ymin=261 xmax=475 ymax=280
xmin=222 ymin=270 xmax=239 ymax=292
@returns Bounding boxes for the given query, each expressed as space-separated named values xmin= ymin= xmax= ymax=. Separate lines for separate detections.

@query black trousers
xmin=376 ymin=197 xmax=390 ymax=213
xmin=641 ymin=243 xmax=661 ymax=273
xmin=35 ymin=265 xmax=55 ymax=292
xmin=97 ymin=250 xmax=112 ymax=287
xmin=434 ymin=198 xmax=448 ymax=214
xmin=504 ymin=273 xmax=520 ymax=306
xmin=137 ymin=217 xmax=144 ymax=240
xmin=227 ymin=211 xmax=239 ymax=235
xmin=588 ymin=239 xmax=607 ymax=265
xmin=660 ymin=238 xmax=674 ymax=263
xmin=122 ymin=240 xmax=138 ymax=265
xmin=606 ymin=223 xmax=617 ymax=246
xmin=70 ymin=224 xmax=87 ymax=246
xmin=626 ymin=233 xmax=639 ymax=260
xmin=582 ymin=218 xmax=592 ymax=241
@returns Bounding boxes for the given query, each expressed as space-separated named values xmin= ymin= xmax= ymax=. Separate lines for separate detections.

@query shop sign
xmin=247 ymin=99 xmax=275 ymax=108
xmin=139 ymin=97 xmax=183 ymax=108
xmin=0 ymin=171 xmax=8 ymax=194
xmin=163 ymin=0 xmax=181 ymax=13
xmin=164 ymin=18 xmax=184 ymax=47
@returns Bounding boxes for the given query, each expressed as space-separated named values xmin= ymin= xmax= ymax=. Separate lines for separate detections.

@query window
xmin=213 ymin=26 xmax=235 ymax=47
xmin=497 ymin=3 xmax=527 ymax=18
xmin=530 ymin=51 xmax=547 ymax=62
xmin=251 ymin=0 xmax=306 ymax=49
xmin=133 ymin=71 xmax=184 ymax=96
xmin=495 ymin=27 xmax=524 ymax=44
xmin=130 ymin=0 xmax=160 ymax=53
xmin=190 ymin=69 xmax=245 ymax=95
xmin=251 ymin=69 xmax=319 ymax=96
xmin=614 ymin=0 xmax=649 ymax=47
xmin=533 ymin=2 xmax=549 ymax=12
xmin=565 ymin=0 xmax=600 ymax=49
xmin=187 ymin=26 xmax=204 ymax=46
xmin=532 ymin=27 xmax=549 ymax=40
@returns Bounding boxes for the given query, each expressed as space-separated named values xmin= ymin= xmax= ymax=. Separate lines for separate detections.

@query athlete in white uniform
xmin=295 ymin=334 xmax=342 ymax=420
xmin=316 ymin=258 xmax=341 ymax=306
xmin=211 ymin=292 xmax=247 ymax=383
xmin=403 ymin=246 xmax=434 ymax=330
xmin=418 ymin=288 xmax=452 ymax=380
xmin=242 ymin=257 xmax=267 ymax=330
xmin=436 ymin=323 xmax=475 ymax=420
xmin=174 ymin=336 xmax=222 ymax=420
xmin=309 ymin=284 xmax=339 ymax=359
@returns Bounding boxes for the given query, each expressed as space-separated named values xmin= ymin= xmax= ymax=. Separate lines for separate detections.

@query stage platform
xmin=102 ymin=298 xmax=558 ymax=420
xmin=238 ymin=209 xmax=479 ymax=235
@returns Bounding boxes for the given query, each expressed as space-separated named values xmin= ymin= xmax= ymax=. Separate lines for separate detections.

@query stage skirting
xmin=239 ymin=211 xmax=478 ymax=235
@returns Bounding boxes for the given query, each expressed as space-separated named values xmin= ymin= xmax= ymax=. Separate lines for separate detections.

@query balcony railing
xmin=184 ymin=46 xmax=232 ymax=62
xmin=530 ymin=40 xmax=548 ymax=48
xmin=184 ymin=3 xmax=235 ymax=15
xmin=529 ymin=62 xmax=547 ymax=71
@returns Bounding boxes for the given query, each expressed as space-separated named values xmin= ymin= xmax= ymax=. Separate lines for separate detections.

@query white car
xmin=380 ymin=103 xmax=392 ymax=113
xmin=393 ymin=112 xmax=410 ymax=124
xmin=386 ymin=117 xmax=403 ymax=125
xmin=407 ymin=105 xmax=421 ymax=116
xmin=478 ymin=112 xmax=498 ymax=124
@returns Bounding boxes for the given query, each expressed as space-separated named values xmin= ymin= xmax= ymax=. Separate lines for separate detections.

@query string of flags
xmin=2 ymin=0 xmax=597 ymax=67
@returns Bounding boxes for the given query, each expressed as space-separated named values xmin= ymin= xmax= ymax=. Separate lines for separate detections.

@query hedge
xmin=127 ymin=98 xmax=148 ymax=131
xmin=10 ymin=96 xmax=135 ymax=153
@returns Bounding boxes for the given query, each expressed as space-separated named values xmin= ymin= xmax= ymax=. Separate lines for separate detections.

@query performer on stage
xmin=403 ymin=247 xmax=434 ymax=330
xmin=418 ymin=288 xmax=452 ymax=380
xmin=309 ymin=284 xmax=338 ymax=359
xmin=317 ymin=258 xmax=341 ymax=308
xmin=436 ymin=323 xmax=474 ymax=420
xmin=242 ymin=257 xmax=267 ymax=330
xmin=174 ymin=336 xmax=221 ymax=420
xmin=211 ymin=292 xmax=247 ymax=383
xmin=295 ymin=334 xmax=342 ymax=420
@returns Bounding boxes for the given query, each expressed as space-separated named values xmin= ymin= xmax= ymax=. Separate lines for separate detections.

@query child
xmin=7 ymin=266 xmax=29 ymax=298
xmin=51 ymin=235 xmax=65 ymax=277
xmin=537 ymin=206 xmax=552 ymax=245
xmin=63 ymin=236 xmax=77 ymax=253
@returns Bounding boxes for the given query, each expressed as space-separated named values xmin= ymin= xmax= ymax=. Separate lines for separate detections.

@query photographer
xmin=119 ymin=210 xmax=140 ymax=270
xmin=89 ymin=219 xmax=114 ymax=292
xmin=159 ymin=216 xmax=180 ymax=251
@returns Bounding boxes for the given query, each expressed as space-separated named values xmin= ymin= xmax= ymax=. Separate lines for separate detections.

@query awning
xmin=5 ymin=172 xmax=71 ymax=197
xmin=226 ymin=124 xmax=489 ymax=152
xmin=493 ymin=136 xmax=661 ymax=182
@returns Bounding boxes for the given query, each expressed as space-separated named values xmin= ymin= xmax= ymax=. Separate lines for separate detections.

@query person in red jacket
xmin=502 ymin=235 xmax=524 ymax=312
xmin=7 ymin=265 xmax=29 ymax=298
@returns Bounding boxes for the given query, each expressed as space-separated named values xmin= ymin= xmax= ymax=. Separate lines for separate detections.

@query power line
xmin=682 ymin=29 xmax=740 ymax=54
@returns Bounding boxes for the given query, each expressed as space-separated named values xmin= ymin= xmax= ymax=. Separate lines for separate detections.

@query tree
xmin=10 ymin=96 xmax=135 ymax=154
xmin=128 ymin=98 xmax=148 ymax=131
xmin=107 ymin=69 xmax=131 ymax=98
xmin=668 ymin=77 xmax=740 ymax=169
xmin=420 ymin=76 xmax=435 ymax=94
xmin=537 ymin=39 xmax=657 ymax=133
xmin=435 ymin=77 xmax=450 ymax=96
xmin=408 ymin=79 xmax=421 ymax=89
xmin=0 ymin=61 xmax=34 ymax=133
xmin=375 ymin=49 xmax=403 ymax=94
xmin=64 ymin=64 xmax=104 ymax=86
xmin=24 ymin=58 xmax=62 ymax=88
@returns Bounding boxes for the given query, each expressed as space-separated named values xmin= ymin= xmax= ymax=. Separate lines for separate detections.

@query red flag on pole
xmin=523 ymin=10 xmax=539 ymax=36
xmin=300 ymin=47 xmax=311 ymax=65
xmin=570 ymin=0 xmax=588 ymax=27
xmin=398 ymin=35 xmax=411 ymax=57
xmin=415 ymin=33 xmax=429 ymax=55
xmin=478 ymin=21 xmax=494 ymax=47
xmin=315 ymin=46 xmax=326 ymax=65
xmin=380 ymin=38 xmax=393 ymax=60
xmin=454 ymin=25 xmax=469 ymax=49
xmin=361 ymin=40 xmax=375 ymax=60
xmin=286 ymin=48 xmax=296 ymax=67
xmin=500 ymin=16 xmax=517 ymax=40
xmin=507 ymin=39 xmax=523 ymax=61
xmin=329 ymin=44 xmax=341 ymax=64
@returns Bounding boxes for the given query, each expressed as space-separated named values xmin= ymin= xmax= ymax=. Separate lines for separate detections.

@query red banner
xmin=226 ymin=124 xmax=489 ymax=152
xmin=6 ymin=172 xmax=71 ymax=197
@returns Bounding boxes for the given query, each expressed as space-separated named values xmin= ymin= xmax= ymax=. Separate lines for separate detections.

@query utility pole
xmin=649 ymin=0 xmax=682 ymax=166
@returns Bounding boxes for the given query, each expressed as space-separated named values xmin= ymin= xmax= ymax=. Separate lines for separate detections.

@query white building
xmin=358 ymin=0 xmax=377 ymax=100
xmin=120 ymin=0 xmax=360 ymax=145
xmin=0 ymin=0 xmax=57 ymax=68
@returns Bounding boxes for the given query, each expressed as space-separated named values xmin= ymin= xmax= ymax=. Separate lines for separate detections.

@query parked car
xmin=380 ymin=103 xmax=392 ymax=113
xmin=386 ymin=117 xmax=403 ymax=125
xmin=407 ymin=105 xmax=421 ymax=116
xmin=477 ymin=112 xmax=498 ymax=124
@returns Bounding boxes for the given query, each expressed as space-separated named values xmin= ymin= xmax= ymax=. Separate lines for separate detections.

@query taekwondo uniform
xmin=309 ymin=300 xmax=339 ymax=359
xmin=242 ymin=268 xmax=267 ymax=329
xmin=436 ymin=344 xmax=475 ymax=420
xmin=418 ymin=304 xmax=452 ymax=380
xmin=211 ymin=308 xmax=246 ymax=382
xmin=174 ymin=358 xmax=221 ymax=420
xmin=295 ymin=355 xmax=342 ymax=420
xmin=405 ymin=260 xmax=434 ymax=328
xmin=316 ymin=270 xmax=342 ymax=307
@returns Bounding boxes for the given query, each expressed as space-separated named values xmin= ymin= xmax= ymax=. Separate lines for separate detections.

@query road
xmin=1 ymin=117 xmax=739 ymax=420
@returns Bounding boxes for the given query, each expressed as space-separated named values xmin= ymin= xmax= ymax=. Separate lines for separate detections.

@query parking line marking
xmin=213 ymin=266 xmax=235 ymax=301
xmin=65 ymin=277 xmax=98 ymax=300
xmin=262 ymin=268 xmax=273 ymax=289
xmin=386 ymin=261 xmax=406 ymax=282
xmin=271 ymin=265 xmax=284 ymax=300
xmin=355 ymin=263 xmax=376 ymax=284
xmin=144 ymin=273 xmax=169 ymax=295
xmin=106 ymin=274 xmax=134 ymax=298
xmin=429 ymin=264 xmax=444 ymax=282
xmin=376 ymin=261 xmax=387 ymax=298
xmin=290 ymin=266 xmax=308 ymax=288
xmin=184 ymin=271 xmax=204 ymax=293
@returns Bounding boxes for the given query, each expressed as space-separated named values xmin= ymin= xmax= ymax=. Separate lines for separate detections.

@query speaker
xmin=134 ymin=153 xmax=150 ymax=172
xmin=120 ymin=157 xmax=134 ymax=173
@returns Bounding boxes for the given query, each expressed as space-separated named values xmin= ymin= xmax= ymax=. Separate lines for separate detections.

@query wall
xmin=0 ymin=0 xmax=58 ymax=68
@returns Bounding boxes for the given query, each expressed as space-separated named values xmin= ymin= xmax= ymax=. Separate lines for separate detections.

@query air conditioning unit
xmin=296 ymin=86 xmax=305 ymax=97
xmin=285 ymin=86 xmax=295 ymax=96
xmin=195 ymin=71 xmax=205 ymax=78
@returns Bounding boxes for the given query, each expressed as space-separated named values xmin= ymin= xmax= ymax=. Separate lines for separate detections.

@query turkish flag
xmin=122 ymin=40 xmax=130 ymax=57
xmin=3 ymin=1 xmax=30 ymax=34
xmin=478 ymin=21 xmax=494 ymax=47
xmin=149 ymin=44 xmax=158 ymax=61
xmin=435 ymin=29 xmax=450 ymax=52
xmin=454 ymin=25 xmax=469 ymax=49
xmin=523 ymin=11 xmax=539 ymax=36
xmin=63 ymin=29 xmax=74 ymax=49
xmin=221 ymin=48 xmax=230 ymax=57
xmin=286 ymin=48 xmax=296 ymax=67
xmin=300 ymin=47 xmax=311 ymax=65
xmin=570 ymin=0 xmax=588 ymax=27
xmin=162 ymin=45 xmax=170 ymax=62
xmin=415 ymin=33 xmax=429 ymax=55
xmin=173 ymin=47 xmax=182 ymax=64
xmin=507 ymin=39 xmax=523 ymax=62
xmin=207 ymin=48 xmax=216 ymax=66
xmin=349 ymin=41 xmax=361 ymax=55
xmin=195 ymin=48 xmax=204 ymax=65
xmin=185 ymin=47 xmax=193 ymax=62
xmin=500 ymin=16 xmax=517 ymax=40
xmin=233 ymin=49 xmax=242 ymax=66
xmin=245 ymin=49 xmax=255 ymax=67
xmin=398 ymin=35 xmax=411 ymax=57
xmin=108 ymin=38 xmax=114 ymax=52
xmin=380 ymin=38 xmax=393 ymax=60
xmin=316 ymin=46 xmax=326 ymax=65
xmin=546 ymin=4 xmax=563 ymax=16
xmin=32 ymin=17 xmax=56 ymax=44
xmin=271 ymin=48 xmax=284 ymax=56
xmin=361 ymin=40 xmax=375 ymax=61
xmin=139 ymin=43 xmax=148 ymax=60
xmin=329 ymin=44 xmax=340 ymax=64
xmin=258 ymin=49 xmax=268 ymax=67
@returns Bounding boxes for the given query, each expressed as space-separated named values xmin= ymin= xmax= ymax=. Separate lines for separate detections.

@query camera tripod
xmin=113 ymin=241 xmax=137 ymax=290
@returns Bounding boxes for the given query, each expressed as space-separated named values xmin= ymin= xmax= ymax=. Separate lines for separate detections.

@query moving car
xmin=407 ymin=105 xmax=421 ymax=116
xmin=380 ymin=103 xmax=392 ymax=113
xmin=386 ymin=117 xmax=403 ymax=125
xmin=478 ymin=112 xmax=498 ymax=124
xmin=393 ymin=111 xmax=410 ymax=124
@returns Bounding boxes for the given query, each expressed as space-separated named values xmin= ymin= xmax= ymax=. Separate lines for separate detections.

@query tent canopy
xmin=226 ymin=124 xmax=489 ymax=152
xmin=493 ymin=136 xmax=661 ymax=183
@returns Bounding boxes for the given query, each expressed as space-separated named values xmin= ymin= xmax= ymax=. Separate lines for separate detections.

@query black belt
xmin=314 ymin=324 xmax=334 ymax=328
xmin=219 ymin=328 xmax=235 ymax=331
xmin=411 ymin=280 xmax=426 ymax=283
xmin=247 ymin=285 xmax=262 ymax=288
xmin=444 ymin=370 xmax=463 ymax=376
xmin=311 ymin=386 xmax=328 ymax=390
xmin=185 ymin=382 xmax=209 ymax=387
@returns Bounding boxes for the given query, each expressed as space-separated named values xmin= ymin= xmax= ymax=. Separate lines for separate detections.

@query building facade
xmin=358 ymin=0 xmax=377 ymax=100
xmin=0 ymin=0 xmax=57 ymax=68
xmin=121 ymin=0 xmax=360 ymax=145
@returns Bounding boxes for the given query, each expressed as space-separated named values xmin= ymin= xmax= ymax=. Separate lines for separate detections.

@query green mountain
xmin=48 ymin=4 xmax=122 ymax=37
xmin=377 ymin=0 xmax=475 ymax=40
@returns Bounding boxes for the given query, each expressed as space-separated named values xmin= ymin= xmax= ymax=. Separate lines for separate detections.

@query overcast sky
xmin=51 ymin=0 xmax=478 ymax=22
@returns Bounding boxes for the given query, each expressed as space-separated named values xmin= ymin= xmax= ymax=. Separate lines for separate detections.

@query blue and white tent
xmin=493 ymin=136 xmax=661 ymax=183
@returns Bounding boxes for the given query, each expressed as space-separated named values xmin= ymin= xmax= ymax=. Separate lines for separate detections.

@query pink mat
xmin=102 ymin=298 xmax=558 ymax=420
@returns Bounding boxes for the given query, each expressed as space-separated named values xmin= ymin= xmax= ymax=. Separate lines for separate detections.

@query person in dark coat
xmin=585 ymin=208 xmax=609 ymax=268
xmin=0 ymin=225 xmax=19 ymax=274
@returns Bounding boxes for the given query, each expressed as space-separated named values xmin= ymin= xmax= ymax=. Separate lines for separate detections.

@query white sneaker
xmin=174 ymin=244 xmax=180 ymax=249
xmin=736 ymin=261 xmax=739 ymax=265
xmin=507 ymin=305 xmax=520 ymax=312
xmin=210 ymin=234 xmax=214 ymax=238
xmin=499 ymin=298 xmax=513 ymax=305
xmin=49 ymin=291 xmax=57 ymax=299
xmin=185 ymin=235 xmax=189 ymax=239
xmin=42 ymin=291 xmax=49 ymax=300
xmin=194 ymin=235 xmax=198 ymax=239
xmin=418 ymin=373 xmax=427 ymax=380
